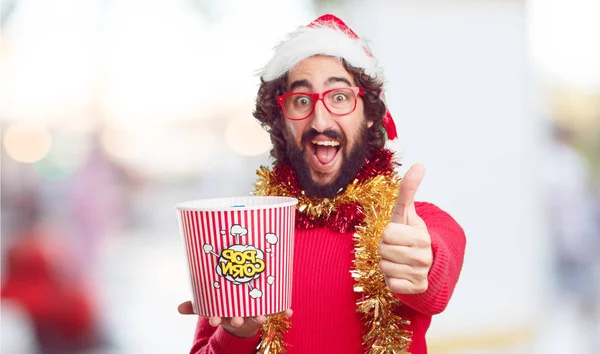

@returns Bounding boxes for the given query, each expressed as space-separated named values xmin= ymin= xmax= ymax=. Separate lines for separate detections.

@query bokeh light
xmin=3 ymin=122 xmax=52 ymax=163
xmin=32 ymin=133 xmax=90 ymax=180
xmin=100 ymin=125 xmax=147 ymax=160
xmin=225 ymin=116 xmax=271 ymax=156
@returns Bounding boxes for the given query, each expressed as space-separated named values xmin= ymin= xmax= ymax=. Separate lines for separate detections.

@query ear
xmin=367 ymin=119 xmax=374 ymax=128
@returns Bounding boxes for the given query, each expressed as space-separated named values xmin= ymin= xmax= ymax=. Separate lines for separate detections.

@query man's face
xmin=282 ymin=55 xmax=373 ymax=197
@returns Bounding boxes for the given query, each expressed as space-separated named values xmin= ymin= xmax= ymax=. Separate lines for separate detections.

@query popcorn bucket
xmin=175 ymin=196 xmax=297 ymax=317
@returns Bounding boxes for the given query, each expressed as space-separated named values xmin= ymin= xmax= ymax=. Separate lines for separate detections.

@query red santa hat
xmin=260 ymin=14 xmax=398 ymax=141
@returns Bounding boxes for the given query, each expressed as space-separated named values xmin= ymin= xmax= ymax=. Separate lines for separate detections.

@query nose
xmin=310 ymin=99 xmax=335 ymax=133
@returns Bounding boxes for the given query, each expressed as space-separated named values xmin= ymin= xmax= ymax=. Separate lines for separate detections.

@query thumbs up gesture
xmin=378 ymin=163 xmax=433 ymax=294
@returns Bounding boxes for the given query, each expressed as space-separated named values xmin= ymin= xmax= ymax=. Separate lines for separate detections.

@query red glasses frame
xmin=277 ymin=87 xmax=364 ymax=121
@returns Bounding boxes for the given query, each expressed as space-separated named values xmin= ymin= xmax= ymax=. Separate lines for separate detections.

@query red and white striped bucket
xmin=175 ymin=196 xmax=297 ymax=317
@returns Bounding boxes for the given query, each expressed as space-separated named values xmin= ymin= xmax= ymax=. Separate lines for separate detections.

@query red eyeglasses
xmin=277 ymin=87 xmax=364 ymax=120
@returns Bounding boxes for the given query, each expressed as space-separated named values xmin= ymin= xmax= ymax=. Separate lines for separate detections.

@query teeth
xmin=312 ymin=140 xmax=340 ymax=147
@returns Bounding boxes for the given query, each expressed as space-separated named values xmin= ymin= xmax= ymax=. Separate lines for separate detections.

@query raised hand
xmin=178 ymin=301 xmax=293 ymax=338
xmin=378 ymin=163 xmax=433 ymax=294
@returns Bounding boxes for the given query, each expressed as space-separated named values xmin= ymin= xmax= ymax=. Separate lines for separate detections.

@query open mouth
xmin=307 ymin=139 xmax=342 ymax=173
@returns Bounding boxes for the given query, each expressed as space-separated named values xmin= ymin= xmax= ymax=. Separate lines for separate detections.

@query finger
xmin=379 ymin=242 xmax=432 ymax=268
xmin=208 ymin=317 xmax=222 ymax=327
xmin=230 ymin=317 xmax=244 ymax=328
xmin=378 ymin=243 xmax=412 ymax=264
xmin=177 ymin=301 xmax=194 ymax=315
xmin=282 ymin=309 xmax=293 ymax=317
xmin=379 ymin=259 xmax=419 ymax=282
xmin=391 ymin=163 xmax=425 ymax=224
xmin=384 ymin=275 xmax=414 ymax=293
xmin=381 ymin=223 xmax=414 ymax=246
xmin=381 ymin=224 xmax=430 ymax=248
xmin=385 ymin=275 xmax=428 ymax=294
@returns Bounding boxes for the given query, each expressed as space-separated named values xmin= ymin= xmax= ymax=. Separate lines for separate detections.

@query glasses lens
xmin=283 ymin=94 xmax=314 ymax=119
xmin=324 ymin=88 xmax=356 ymax=115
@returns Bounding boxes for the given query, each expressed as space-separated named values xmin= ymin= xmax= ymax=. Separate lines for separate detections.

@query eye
xmin=333 ymin=93 xmax=347 ymax=102
xmin=295 ymin=96 xmax=311 ymax=106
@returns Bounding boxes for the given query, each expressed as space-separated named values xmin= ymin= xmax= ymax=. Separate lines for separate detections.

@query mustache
xmin=301 ymin=129 xmax=346 ymax=146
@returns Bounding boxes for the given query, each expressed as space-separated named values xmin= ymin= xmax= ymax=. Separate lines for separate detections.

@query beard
xmin=284 ymin=124 xmax=369 ymax=198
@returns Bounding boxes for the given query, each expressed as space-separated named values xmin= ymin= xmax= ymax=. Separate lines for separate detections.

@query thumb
xmin=178 ymin=301 xmax=195 ymax=315
xmin=390 ymin=163 xmax=425 ymax=224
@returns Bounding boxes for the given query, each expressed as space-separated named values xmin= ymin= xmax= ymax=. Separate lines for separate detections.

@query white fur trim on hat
xmin=259 ymin=22 xmax=383 ymax=82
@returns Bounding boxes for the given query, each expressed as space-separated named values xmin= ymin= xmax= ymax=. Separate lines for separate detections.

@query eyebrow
xmin=326 ymin=76 xmax=352 ymax=87
xmin=289 ymin=79 xmax=311 ymax=91
xmin=288 ymin=76 xmax=353 ymax=92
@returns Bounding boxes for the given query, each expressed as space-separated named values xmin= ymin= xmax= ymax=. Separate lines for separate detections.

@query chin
xmin=310 ymin=169 xmax=339 ymax=186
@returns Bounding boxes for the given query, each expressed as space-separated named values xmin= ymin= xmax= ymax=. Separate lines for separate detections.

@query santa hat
xmin=260 ymin=14 xmax=398 ymax=141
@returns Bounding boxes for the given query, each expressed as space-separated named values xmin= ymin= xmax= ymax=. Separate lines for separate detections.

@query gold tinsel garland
xmin=253 ymin=166 xmax=412 ymax=354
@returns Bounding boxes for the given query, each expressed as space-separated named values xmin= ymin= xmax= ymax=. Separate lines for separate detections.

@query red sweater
xmin=189 ymin=202 xmax=466 ymax=354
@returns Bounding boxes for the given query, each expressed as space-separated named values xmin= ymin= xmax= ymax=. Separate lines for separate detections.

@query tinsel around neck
xmin=253 ymin=148 xmax=399 ymax=234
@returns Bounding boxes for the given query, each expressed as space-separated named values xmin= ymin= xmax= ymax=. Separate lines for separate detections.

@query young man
xmin=179 ymin=14 xmax=466 ymax=354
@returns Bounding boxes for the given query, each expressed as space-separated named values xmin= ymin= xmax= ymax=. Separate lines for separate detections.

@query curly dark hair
xmin=253 ymin=58 xmax=388 ymax=165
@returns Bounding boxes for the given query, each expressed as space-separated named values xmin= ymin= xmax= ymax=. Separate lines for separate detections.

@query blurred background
xmin=1 ymin=0 xmax=599 ymax=353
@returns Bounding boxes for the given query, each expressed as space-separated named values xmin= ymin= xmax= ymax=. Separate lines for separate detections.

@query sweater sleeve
xmin=189 ymin=317 xmax=261 ymax=354
xmin=395 ymin=202 xmax=466 ymax=315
